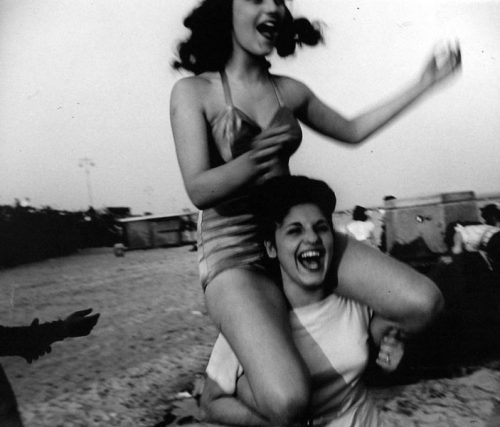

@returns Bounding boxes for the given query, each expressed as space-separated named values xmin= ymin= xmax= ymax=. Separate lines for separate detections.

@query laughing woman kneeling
xmin=201 ymin=176 xmax=406 ymax=426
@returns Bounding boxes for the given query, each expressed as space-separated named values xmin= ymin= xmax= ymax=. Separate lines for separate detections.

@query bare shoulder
xmin=171 ymin=74 xmax=212 ymax=103
xmin=270 ymin=74 xmax=312 ymax=110
xmin=170 ymin=72 xmax=224 ymax=117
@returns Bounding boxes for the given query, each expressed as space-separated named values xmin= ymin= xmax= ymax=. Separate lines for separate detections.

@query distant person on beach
xmin=481 ymin=204 xmax=500 ymax=227
xmin=445 ymin=221 xmax=500 ymax=274
xmin=0 ymin=309 xmax=99 ymax=426
xmin=170 ymin=0 xmax=458 ymax=422
xmin=201 ymin=176 xmax=405 ymax=425
xmin=346 ymin=205 xmax=377 ymax=248
xmin=379 ymin=196 xmax=397 ymax=253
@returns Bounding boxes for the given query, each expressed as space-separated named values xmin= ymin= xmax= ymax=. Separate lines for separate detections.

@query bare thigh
xmin=333 ymin=232 xmax=442 ymax=332
xmin=204 ymin=268 xmax=310 ymax=420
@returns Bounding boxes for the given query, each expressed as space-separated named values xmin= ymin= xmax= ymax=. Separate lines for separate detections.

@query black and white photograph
xmin=1 ymin=0 xmax=499 ymax=425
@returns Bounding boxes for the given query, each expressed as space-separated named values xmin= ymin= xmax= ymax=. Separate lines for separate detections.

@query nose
xmin=304 ymin=228 xmax=320 ymax=243
xmin=263 ymin=0 xmax=280 ymax=13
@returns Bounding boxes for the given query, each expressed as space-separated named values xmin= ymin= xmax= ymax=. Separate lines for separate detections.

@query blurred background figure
xmin=379 ymin=196 xmax=397 ymax=253
xmin=448 ymin=222 xmax=500 ymax=275
xmin=346 ymin=206 xmax=377 ymax=248
xmin=481 ymin=204 xmax=500 ymax=227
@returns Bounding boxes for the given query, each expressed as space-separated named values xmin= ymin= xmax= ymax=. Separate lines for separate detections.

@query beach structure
xmin=118 ymin=212 xmax=197 ymax=250
xmin=383 ymin=191 xmax=479 ymax=266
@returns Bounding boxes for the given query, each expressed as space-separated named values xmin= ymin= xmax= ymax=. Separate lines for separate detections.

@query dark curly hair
xmin=250 ymin=175 xmax=336 ymax=243
xmin=172 ymin=0 xmax=323 ymax=74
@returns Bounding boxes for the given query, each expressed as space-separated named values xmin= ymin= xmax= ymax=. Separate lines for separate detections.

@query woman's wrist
xmin=415 ymin=74 xmax=435 ymax=96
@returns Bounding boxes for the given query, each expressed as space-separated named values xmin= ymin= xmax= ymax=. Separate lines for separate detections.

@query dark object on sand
xmin=113 ymin=243 xmax=126 ymax=257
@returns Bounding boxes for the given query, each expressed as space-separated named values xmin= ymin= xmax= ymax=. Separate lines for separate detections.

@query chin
xmin=255 ymin=40 xmax=275 ymax=55
xmin=250 ymin=48 xmax=273 ymax=58
xmin=301 ymin=275 xmax=327 ymax=289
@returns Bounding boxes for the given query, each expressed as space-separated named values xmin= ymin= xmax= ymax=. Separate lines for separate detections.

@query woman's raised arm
xmin=294 ymin=43 xmax=461 ymax=144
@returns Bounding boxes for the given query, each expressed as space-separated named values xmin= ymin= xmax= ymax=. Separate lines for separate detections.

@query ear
xmin=264 ymin=240 xmax=277 ymax=259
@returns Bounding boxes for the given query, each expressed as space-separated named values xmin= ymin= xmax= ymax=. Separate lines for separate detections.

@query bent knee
xmin=409 ymin=275 xmax=444 ymax=329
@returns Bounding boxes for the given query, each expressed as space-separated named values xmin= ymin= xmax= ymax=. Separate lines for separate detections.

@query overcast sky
xmin=1 ymin=0 xmax=499 ymax=214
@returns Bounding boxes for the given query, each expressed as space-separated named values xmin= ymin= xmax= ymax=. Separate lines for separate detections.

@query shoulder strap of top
xmin=269 ymin=75 xmax=283 ymax=107
xmin=220 ymin=70 xmax=233 ymax=107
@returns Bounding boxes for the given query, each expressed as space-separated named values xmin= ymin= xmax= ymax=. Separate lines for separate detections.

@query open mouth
xmin=256 ymin=21 xmax=279 ymax=41
xmin=297 ymin=249 xmax=325 ymax=271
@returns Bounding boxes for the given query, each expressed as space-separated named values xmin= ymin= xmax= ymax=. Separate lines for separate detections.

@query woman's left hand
xmin=376 ymin=328 xmax=404 ymax=373
xmin=420 ymin=41 xmax=462 ymax=88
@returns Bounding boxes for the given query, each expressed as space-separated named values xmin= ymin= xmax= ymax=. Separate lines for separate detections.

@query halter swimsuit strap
xmin=221 ymin=70 xmax=283 ymax=108
xmin=269 ymin=75 xmax=283 ymax=107
xmin=220 ymin=70 xmax=234 ymax=107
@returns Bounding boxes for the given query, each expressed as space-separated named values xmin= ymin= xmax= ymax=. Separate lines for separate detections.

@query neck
xmin=282 ymin=280 xmax=326 ymax=309
xmin=225 ymin=47 xmax=269 ymax=83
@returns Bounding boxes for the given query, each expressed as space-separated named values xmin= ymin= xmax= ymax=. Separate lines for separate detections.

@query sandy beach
xmin=0 ymin=246 xmax=499 ymax=426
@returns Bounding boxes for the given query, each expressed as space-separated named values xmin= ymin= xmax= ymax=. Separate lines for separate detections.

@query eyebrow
xmin=283 ymin=219 xmax=329 ymax=228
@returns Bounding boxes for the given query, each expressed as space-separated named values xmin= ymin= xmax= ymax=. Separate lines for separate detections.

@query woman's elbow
xmin=339 ymin=124 xmax=366 ymax=145
xmin=189 ymin=194 xmax=208 ymax=210
xmin=185 ymin=183 xmax=212 ymax=210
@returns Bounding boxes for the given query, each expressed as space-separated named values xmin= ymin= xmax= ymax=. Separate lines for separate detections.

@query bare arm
xmin=201 ymin=377 xmax=269 ymax=426
xmin=294 ymin=43 xmax=461 ymax=144
xmin=170 ymin=78 xmax=291 ymax=209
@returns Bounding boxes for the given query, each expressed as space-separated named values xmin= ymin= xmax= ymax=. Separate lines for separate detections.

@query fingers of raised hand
xmin=254 ymin=158 xmax=282 ymax=185
xmin=434 ymin=41 xmax=461 ymax=73
xmin=258 ymin=124 xmax=291 ymax=138
xmin=250 ymin=145 xmax=282 ymax=164
xmin=252 ymin=132 xmax=290 ymax=152
xmin=449 ymin=40 xmax=461 ymax=68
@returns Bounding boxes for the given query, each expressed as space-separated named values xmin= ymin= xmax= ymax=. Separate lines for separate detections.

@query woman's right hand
xmin=245 ymin=125 xmax=292 ymax=185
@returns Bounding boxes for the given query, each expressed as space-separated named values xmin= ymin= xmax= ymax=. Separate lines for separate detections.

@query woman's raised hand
xmin=420 ymin=41 xmax=461 ymax=88
xmin=246 ymin=125 xmax=292 ymax=184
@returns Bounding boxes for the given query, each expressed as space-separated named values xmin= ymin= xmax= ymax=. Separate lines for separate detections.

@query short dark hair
xmin=481 ymin=204 xmax=500 ymax=223
xmin=251 ymin=175 xmax=336 ymax=242
xmin=352 ymin=205 xmax=369 ymax=221
xmin=172 ymin=0 xmax=323 ymax=74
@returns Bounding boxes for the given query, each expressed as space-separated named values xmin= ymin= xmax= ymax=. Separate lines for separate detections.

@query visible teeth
xmin=299 ymin=250 xmax=321 ymax=259
xmin=256 ymin=21 xmax=277 ymax=36
xmin=263 ymin=21 xmax=276 ymax=29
